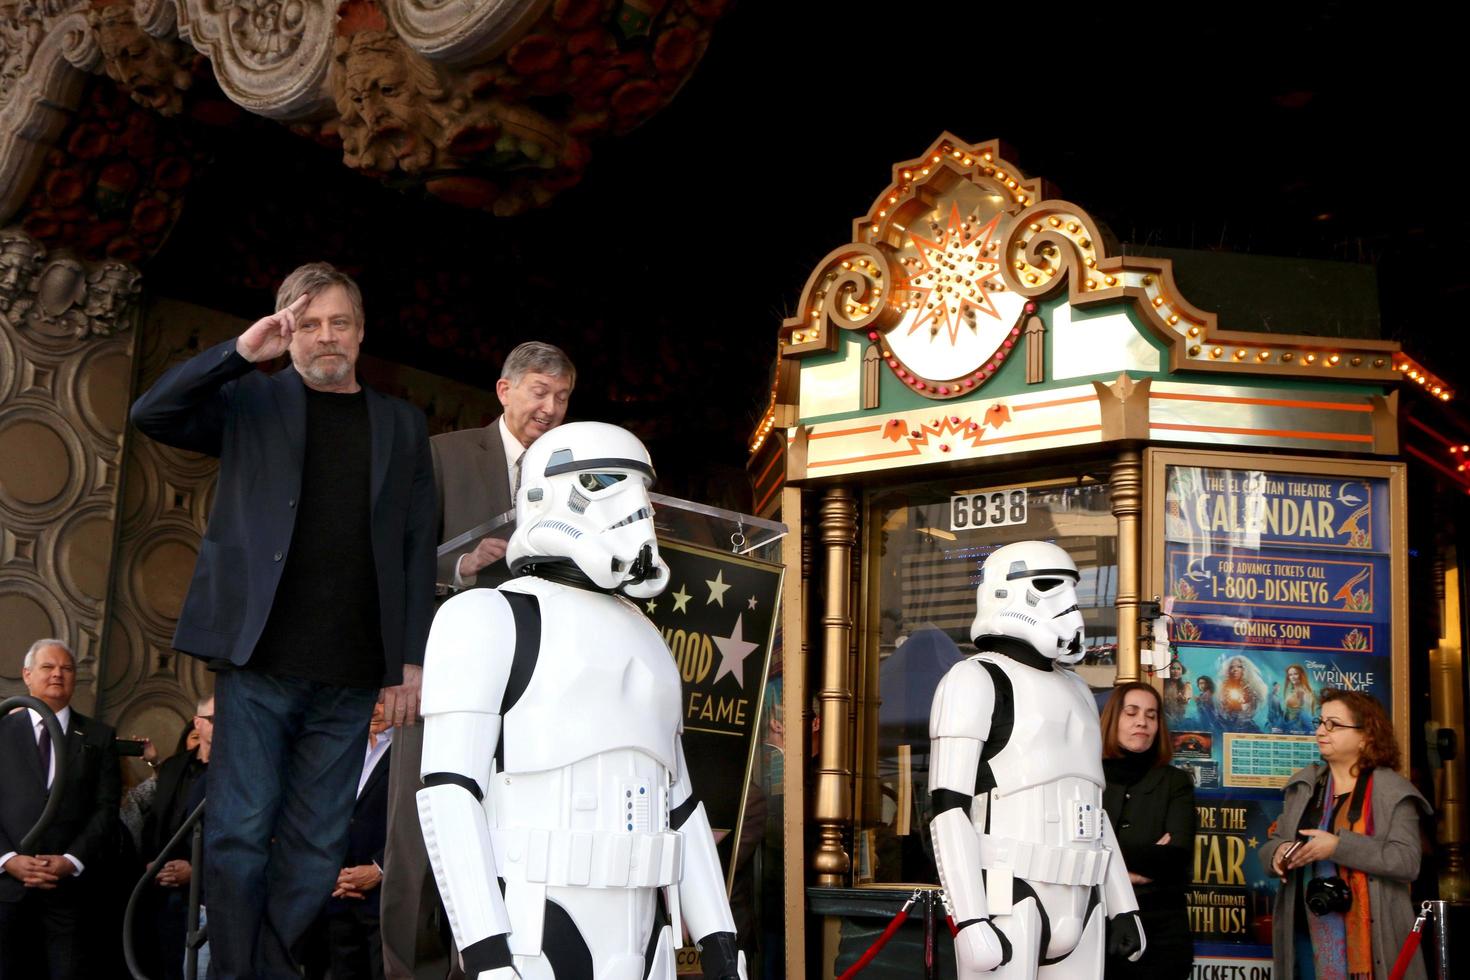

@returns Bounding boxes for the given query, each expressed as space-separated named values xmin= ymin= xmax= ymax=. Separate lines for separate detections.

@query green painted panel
xmin=794 ymin=295 xmax=1387 ymax=427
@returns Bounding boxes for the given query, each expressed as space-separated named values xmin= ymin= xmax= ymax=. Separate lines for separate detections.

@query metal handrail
xmin=0 ymin=695 xmax=68 ymax=854
xmin=123 ymin=798 xmax=207 ymax=980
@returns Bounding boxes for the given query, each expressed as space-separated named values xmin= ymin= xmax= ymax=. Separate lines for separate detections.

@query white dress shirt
xmin=359 ymin=727 xmax=393 ymax=799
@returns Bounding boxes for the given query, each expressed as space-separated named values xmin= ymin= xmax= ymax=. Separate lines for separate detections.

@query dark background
xmin=145 ymin=2 xmax=1469 ymax=505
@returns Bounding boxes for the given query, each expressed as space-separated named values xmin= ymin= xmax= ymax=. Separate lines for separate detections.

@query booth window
xmin=857 ymin=478 xmax=1118 ymax=885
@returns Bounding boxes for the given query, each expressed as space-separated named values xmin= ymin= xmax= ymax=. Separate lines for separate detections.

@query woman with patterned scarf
xmin=1259 ymin=690 xmax=1431 ymax=980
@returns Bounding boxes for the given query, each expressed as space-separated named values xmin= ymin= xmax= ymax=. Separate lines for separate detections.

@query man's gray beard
xmin=297 ymin=354 xmax=353 ymax=387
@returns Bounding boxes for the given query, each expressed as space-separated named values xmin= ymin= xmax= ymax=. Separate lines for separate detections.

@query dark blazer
xmin=0 ymin=709 xmax=120 ymax=902
xmin=327 ymin=744 xmax=392 ymax=918
xmin=431 ymin=418 xmax=515 ymax=590
xmin=129 ymin=338 xmax=436 ymax=685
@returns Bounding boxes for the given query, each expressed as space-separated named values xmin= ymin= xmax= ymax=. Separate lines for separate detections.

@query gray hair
xmin=501 ymin=341 xmax=575 ymax=389
xmin=24 ymin=638 xmax=73 ymax=670
xmin=274 ymin=262 xmax=364 ymax=326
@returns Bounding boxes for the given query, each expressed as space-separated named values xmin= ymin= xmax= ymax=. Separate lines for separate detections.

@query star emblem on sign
xmin=712 ymin=613 xmax=760 ymax=689
xmin=705 ymin=570 xmax=731 ymax=607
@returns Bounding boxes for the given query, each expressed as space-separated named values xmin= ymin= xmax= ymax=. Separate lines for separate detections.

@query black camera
xmin=1304 ymin=875 xmax=1353 ymax=916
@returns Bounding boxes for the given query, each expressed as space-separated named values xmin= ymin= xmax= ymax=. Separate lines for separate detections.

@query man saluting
xmin=130 ymin=262 xmax=435 ymax=980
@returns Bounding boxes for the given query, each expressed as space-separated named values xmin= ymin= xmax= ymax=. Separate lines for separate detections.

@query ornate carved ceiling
xmin=0 ymin=0 xmax=728 ymax=239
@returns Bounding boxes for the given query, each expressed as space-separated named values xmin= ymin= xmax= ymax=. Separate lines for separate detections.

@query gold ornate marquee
xmin=775 ymin=134 xmax=1412 ymax=410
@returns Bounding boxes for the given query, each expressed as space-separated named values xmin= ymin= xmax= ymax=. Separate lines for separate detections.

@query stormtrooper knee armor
xmin=416 ymin=422 xmax=746 ymax=980
xmin=929 ymin=541 xmax=1146 ymax=979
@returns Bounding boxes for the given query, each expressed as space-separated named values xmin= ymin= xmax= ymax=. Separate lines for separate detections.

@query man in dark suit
xmin=129 ymin=261 xmax=436 ymax=980
xmin=380 ymin=340 xmax=574 ymax=980
xmin=0 ymin=638 xmax=120 ymax=980
xmin=314 ymin=702 xmax=393 ymax=980
xmin=141 ymin=695 xmax=213 ymax=980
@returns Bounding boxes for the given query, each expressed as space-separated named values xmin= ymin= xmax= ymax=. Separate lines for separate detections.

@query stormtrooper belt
xmin=978 ymin=833 xmax=1111 ymax=891
xmin=491 ymin=827 xmax=683 ymax=888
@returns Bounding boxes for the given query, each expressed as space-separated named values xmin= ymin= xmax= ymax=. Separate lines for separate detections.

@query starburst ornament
xmin=902 ymin=205 xmax=1004 ymax=346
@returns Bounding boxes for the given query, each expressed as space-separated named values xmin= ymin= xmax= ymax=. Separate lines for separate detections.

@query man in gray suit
xmin=380 ymin=341 xmax=574 ymax=980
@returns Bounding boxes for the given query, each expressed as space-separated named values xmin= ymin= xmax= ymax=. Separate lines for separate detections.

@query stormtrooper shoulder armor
xmin=420 ymin=588 xmax=518 ymax=717
xmin=930 ymin=657 xmax=997 ymax=743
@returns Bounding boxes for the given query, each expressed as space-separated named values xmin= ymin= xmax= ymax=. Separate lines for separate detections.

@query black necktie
xmin=37 ymin=723 xmax=51 ymax=786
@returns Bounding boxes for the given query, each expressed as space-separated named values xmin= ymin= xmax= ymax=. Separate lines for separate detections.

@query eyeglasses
xmin=1313 ymin=716 xmax=1361 ymax=733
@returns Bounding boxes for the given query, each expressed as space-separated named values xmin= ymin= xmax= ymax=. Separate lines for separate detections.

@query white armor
xmin=417 ymin=423 xmax=744 ymax=980
xmin=929 ymin=541 xmax=1144 ymax=979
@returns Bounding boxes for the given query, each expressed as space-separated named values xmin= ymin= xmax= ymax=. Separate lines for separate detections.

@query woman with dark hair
xmin=1100 ymin=682 xmax=1197 ymax=979
xmin=1259 ymin=689 xmax=1431 ymax=980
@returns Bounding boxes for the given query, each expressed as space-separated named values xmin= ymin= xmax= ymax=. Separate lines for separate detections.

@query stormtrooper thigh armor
xmin=416 ymin=579 xmax=738 ymax=980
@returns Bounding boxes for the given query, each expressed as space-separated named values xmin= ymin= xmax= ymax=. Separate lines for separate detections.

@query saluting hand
xmin=235 ymin=294 xmax=310 ymax=364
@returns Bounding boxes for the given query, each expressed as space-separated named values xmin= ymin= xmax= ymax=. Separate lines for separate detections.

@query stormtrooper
xmin=928 ymin=541 xmax=1146 ymax=979
xmin=416 ymin=421 xmax=745 ymax=980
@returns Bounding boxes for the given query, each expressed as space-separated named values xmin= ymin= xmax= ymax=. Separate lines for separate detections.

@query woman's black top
xmin=1102 ymin=751 xmax=1197 ymax=905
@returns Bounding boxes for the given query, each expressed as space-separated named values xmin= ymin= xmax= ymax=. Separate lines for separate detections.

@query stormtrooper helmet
xmin=506 ymin=421 xmax=669 ymax=598
xmin=970 ymin=540 xmax=1086 ymax=664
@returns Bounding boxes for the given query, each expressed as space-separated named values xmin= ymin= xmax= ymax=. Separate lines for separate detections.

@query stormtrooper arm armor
xmin=1099 ymin=809 xmax=1146 ymax=962
xmin=416 ymin=590 xmax=517 ymax=975
xmin=928 ymin=660 xmax=1011 ymax=971
xmin=670 ymin=738 xmax=746 ymax=980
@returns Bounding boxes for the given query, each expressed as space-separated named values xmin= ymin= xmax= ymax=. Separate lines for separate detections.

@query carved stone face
xmin=95 ymin=11 xmax=190 ymax=114
xmin=0 ymin=240 xmax=40 ymax=312
xmin=84 ymin=263 xmax=141 ymax=324
xmin=332 ymin=31 xmax=446 ymax=173
xmin=345 ymin=51 xmax=415 ymax=140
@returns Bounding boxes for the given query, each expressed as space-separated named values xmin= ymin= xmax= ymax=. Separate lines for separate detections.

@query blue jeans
xmin=205 ymin=669 xmax=378 ymax=980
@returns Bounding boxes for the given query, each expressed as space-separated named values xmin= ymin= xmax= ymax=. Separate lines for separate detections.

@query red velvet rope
xmin=840 ymin=905 xmax=905 ymax=980
xmin=836 ymin=904 xmax=914 ymax=980
xmin=1387 ymin=926 xmax=1423 ymax=980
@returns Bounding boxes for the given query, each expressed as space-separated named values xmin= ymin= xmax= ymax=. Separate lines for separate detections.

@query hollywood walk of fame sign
xmin=642 ymin=538 xmax=784 ymax=888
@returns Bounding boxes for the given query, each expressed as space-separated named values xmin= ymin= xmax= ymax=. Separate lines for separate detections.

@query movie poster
xmin=1161 ymin=465 xmax=1392 ymax=976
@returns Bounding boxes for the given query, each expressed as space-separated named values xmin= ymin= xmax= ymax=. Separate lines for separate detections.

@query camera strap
xmin=1327 ymin=770 xmax=1371 ymax=830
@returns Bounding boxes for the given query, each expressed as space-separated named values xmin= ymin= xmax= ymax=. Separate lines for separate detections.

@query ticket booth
xmin=746 ymin=133 xmax=1459 ymax=978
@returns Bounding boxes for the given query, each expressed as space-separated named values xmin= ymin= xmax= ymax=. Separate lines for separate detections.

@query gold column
xmin=855 ymin=503 xmax=882 ymax=842
xmin=1111 ymin=449 xmax=1143 ymax=684
xmin=813 ymin=486 xmax=857 ymax=885
xmin=1432 ymin=556 xmax=1469 ymax=900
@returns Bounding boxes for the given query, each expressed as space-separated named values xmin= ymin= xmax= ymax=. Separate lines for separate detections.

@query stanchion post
xmin=184 ymin=821 xmax=204 ymax=980
xmin=1429 ymin=900 xmax=1450 ymax=980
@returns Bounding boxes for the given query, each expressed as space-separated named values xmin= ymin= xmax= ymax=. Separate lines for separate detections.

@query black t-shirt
xmin=250 ymin=388 xmax=384 ymax=688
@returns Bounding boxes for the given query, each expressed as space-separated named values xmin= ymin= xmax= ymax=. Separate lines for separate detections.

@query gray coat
xmin=1259 ymin=763 xmax=1431 ymax=980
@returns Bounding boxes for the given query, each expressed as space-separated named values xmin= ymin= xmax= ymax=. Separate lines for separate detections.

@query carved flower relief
xmin=214 ymin=0 xmax=308 ymax=69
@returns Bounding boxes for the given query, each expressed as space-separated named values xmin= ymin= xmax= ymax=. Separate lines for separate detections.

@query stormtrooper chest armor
xmin=970 ymin=653 xmax=1111 ymax=886
xmin=484 ymin=578 xmax=688 ymax=899
xmin=498 ymin=577 xmax=683 ymax=777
